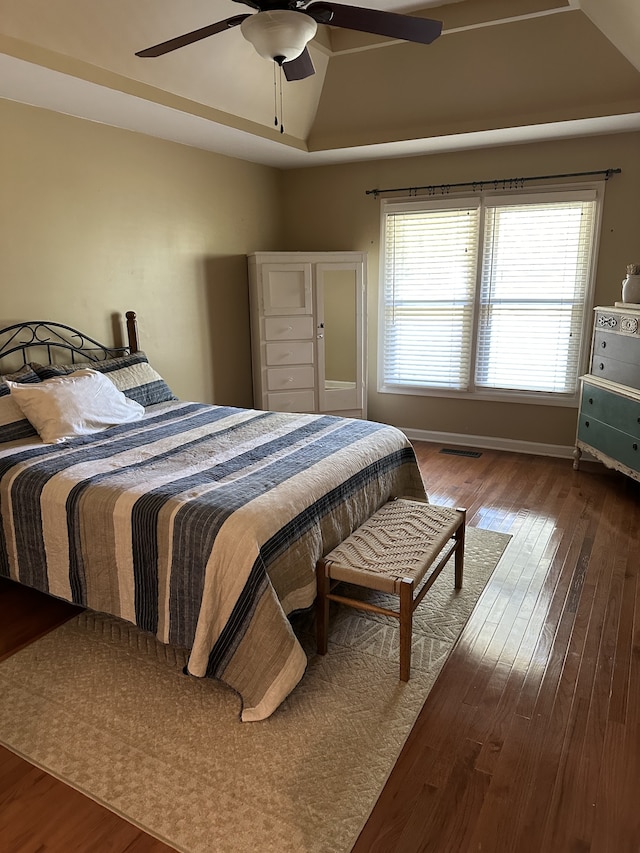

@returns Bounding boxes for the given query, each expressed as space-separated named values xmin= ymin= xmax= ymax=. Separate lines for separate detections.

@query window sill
xmin=377 ymin=383 xmax=579 ymax=408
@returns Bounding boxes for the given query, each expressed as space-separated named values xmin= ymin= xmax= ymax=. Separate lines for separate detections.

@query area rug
xmin=0 ymin=526 xmax=510 ymax=853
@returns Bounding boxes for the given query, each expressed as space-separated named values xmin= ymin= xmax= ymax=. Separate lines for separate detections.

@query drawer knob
xmin=601 ymin=341 xmax=606 ymax=349
xmin=598 ymin=363 xmax=604 ymax=370
xmin=588 ymin=398 xmax=593 ymax=405
xmin=634 ymin=443 xmax=638 ymax=452
xmin=585 ymin=420 xmax=590 ymax=428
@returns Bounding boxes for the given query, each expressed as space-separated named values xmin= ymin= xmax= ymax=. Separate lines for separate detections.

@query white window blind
xmin=380 ymin=188 xmax=600 ymax=402
xmin=382 ymin=200 xmax=480 ymax=390
xmin=476 ymin=194 xmax=598 ymax=394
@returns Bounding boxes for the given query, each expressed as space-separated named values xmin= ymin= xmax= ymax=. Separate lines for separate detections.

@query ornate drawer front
xmin=265 ymin=341 xmax=314 ymax=366
xmin=266 ymin=365 xmax=315 ymax=391
xmin=580 ymin=383 xmax=640 ymax=439
xmin=264 ymin=316 xmax=314 ymax=341
xmin=578 ymin=416 xmax=640 ymax=473
xmin=266 ymin=390 xmax=315 ymax=412
xmin=590 ymin=353 xmax=640 ymax=391
xmin=595 ymin=311 xmax=640 ymax=334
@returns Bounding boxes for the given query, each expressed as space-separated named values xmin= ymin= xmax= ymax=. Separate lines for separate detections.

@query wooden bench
xmin=316 ymin=499 xmax=466 ymax=681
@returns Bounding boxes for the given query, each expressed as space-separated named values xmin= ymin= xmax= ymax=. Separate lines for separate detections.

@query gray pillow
xmin=0 ymin=365 xmax=41 ymax=443
xmin=31 ymin=351 xmax=177 ymax=407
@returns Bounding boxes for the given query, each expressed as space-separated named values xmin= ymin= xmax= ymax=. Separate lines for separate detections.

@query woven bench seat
xmin=316 ymin=498 xmax=466 ymax=681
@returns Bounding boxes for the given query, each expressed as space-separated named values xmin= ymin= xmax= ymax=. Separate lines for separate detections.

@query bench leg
xmin=399 ymin=578 xmax=414 ymax=682
xmin=454 ymin=508 xmax=466 ymax=590
xmin=316 ymin=559 xmax=330 ymax=656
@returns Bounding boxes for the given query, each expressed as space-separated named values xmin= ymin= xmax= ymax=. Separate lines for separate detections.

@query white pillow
xmin=7 ymin=368 xmax=144 ymax=444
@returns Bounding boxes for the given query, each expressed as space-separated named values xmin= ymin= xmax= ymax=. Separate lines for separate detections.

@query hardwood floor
xmin=354 ymin=444 xmax=640 ymax=853
xmin=0 ymin=576 xmax=82 ymax=664
xmin=1 ymin=443 xmax=638 ymax=852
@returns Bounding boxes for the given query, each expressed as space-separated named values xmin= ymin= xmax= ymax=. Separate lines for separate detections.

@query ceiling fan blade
xmin=283 ymin=48 xmax=315 ymax=81
xmin=306 ymin=2 xmax=442 ymax=45
xmin=135 ymin=15 xmax=249 ymax=57
xmin=231 ymin=0 xmax=262 ymax=9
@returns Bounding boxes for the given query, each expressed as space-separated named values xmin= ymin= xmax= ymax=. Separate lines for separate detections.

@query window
xmin=379 ymin=187 xmax=602 ymax=405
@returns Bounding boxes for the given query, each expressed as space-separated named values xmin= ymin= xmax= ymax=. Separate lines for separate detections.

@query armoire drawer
xmin=580 ymin=383 xmax=640 ymax=439
xmin=577 ymin=416 xmax=640 ymax=473
xmin=264 ymin=316 xmax=314 ymax=341
xmin=266 ymin=365 xmax=315 ymax=391
xmin=266 ymin=390 xmax=315 ymax=412
xmin=266 ymin=341 xmax=314 ymax=366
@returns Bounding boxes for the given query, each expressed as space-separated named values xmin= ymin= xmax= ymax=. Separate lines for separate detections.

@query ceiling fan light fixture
xmin=240 ymin=10 xmax=317 ymax=63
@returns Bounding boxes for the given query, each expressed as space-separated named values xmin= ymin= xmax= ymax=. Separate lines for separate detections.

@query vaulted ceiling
xmin=1 ymin=0 xmax=639 ymax=167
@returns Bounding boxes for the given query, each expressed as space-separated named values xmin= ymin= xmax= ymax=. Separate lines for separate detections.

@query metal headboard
xmin=0 ymin=310 xmax=139 ymax=368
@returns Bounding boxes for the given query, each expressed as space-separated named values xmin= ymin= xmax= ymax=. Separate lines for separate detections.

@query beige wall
xmin=281 ymin=132 xmax=640 ymax=448
xmin=0 ymin=98 xmax=283 ymax=407
xmin=3 ymin=98 xmax=639 ymax=450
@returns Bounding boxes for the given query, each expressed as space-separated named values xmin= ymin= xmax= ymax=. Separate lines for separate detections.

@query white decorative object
xmin=621 ymin=263 xmax=640 ymax=304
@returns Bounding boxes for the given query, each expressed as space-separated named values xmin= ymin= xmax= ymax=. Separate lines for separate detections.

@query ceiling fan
xmin=135 ymin=1 xmax=443 ymax=81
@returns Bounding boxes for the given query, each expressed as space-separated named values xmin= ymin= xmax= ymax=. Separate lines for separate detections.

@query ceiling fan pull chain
xmin=279 ymin=63 xmax=284 ymax=134
xmin=273 ymin=62 xmax=279 ymax=128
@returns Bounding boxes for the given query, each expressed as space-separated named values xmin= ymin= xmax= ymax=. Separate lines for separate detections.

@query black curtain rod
xmin=365 ymin=168 xmax=621 ymax=198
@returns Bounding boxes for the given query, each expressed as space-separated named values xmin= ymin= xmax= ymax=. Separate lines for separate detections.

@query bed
xmin=0 ymin=312 xmax=427 ymax=720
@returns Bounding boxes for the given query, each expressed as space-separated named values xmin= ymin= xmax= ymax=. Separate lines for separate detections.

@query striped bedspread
xmin=0 ymin=402 xmax=426 ymax=720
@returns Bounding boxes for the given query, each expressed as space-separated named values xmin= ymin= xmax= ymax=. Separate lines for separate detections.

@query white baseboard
xmin=401 ymin=427 xmax=579 ymax=460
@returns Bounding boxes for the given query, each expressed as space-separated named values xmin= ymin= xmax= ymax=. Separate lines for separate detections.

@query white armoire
xmin=248 ymin=251 xmax=367 ymax=418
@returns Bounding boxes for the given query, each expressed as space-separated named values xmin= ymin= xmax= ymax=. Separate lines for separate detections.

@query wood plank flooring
xmin=1 ymin=443 xmax=638 ymax=852
xmin=353 ymin=444 xmax=640 ymax=853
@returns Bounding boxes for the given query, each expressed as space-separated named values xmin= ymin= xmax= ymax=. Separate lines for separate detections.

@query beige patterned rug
xmin=0 ymin=527 xmax=510 ymax=853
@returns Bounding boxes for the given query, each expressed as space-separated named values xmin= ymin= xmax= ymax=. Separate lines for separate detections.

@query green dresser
xmin=574 ymin=305 xmax=640 ymax=482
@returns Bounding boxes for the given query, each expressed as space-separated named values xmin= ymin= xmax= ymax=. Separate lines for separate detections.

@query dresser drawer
xmin=266 ymin=365 xmax=315 ymax=391
xmin=265 ymin=341 xmax=314 ymax=366
xmin=590 ymin=353 xmax=640 ymax=391
xmin=592 ymin=330 xmax=640 ymax=367
xmin=266 ymin=390 xmax=315 ymax=412
xmin=580 ymin=383 xmax=640 ymax=439
xmin=264 ymin=316 xmax=314 ymax=341
xmin=578 ymin=416 xmax=640 ymax=473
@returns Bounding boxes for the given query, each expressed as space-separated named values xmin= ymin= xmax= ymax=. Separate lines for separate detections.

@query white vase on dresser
xmin=248 ymin=251 xmax=367 ymax=418
xmin=621 ymin=274 xmax=640 ymax=304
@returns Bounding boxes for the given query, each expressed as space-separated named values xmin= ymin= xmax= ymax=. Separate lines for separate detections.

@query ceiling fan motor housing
xmin=240 ymin=10 xmax=318 ymax=62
